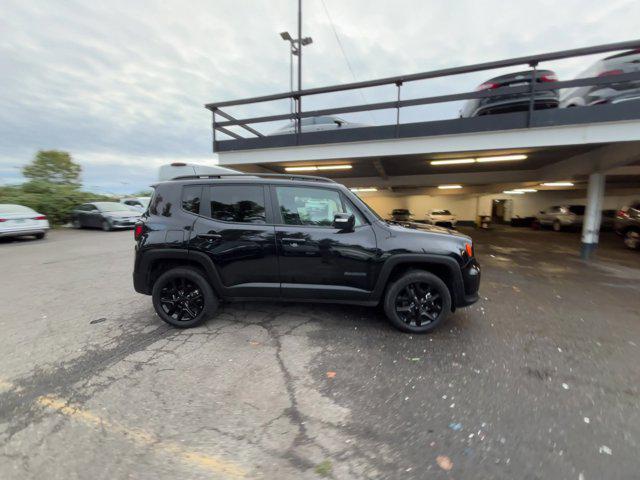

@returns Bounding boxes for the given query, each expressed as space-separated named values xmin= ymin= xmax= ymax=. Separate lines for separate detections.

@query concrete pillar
xmin=580 ymin=172 xmax=605 ymax=260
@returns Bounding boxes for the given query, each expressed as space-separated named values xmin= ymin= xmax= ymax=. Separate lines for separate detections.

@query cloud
xmin=1 ymin=0 xmax=639 ymax=192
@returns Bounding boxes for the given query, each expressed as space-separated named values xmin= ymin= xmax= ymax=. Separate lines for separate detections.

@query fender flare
xmin=370 ymin=254 xmax=465 ymax=307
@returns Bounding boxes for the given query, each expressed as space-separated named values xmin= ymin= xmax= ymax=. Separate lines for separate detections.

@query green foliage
xmin=0 ymin=181 xmax=114 ymax=225
xmin=130 ymin=190 xmax=153 ymax=197
xmin=314 ymin=460 xmax=332 ymax=477
xmin=22 ymin=150 xmax=82 ymax=185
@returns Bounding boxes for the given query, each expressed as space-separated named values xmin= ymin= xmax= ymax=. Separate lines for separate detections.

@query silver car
xmin=0 ymin=204 xmax=50 ymax=239
xmin=271 ymin=115 xmax=368 ymax=135
xmin=537 ymin=205 xmax=585 ymax=231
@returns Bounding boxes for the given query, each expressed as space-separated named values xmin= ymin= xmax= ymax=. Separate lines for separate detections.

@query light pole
xmin=280 ymin=1 xmax=312 ymax=127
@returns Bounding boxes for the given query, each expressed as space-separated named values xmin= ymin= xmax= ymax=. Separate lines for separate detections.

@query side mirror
xmin=333 ymin=212 xmax=355 ymax=232
xmin=334 ymin=119 xmax=344 ymax=127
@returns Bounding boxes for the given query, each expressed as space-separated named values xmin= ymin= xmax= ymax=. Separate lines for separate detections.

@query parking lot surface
xmin=1 ymin=227 xmax=639 ymax=479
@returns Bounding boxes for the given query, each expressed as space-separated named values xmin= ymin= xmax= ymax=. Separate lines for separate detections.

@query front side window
xmin=182 ymin=186 xmax=201 ymax=214
xmin=209 ymin=185 xmax=266 ymax=224
xmin=276 ymin=186 xmax=344 ymax=227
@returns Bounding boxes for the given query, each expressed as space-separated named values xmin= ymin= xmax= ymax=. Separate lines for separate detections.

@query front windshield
xmin=94 ymin=202 xmax=132 ymax=212
xmin=138 ymin=197 xmax=150 ymax=207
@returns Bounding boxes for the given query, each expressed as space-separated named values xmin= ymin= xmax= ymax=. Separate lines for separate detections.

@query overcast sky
xmin=1 ymin=0 xmax=638 ymax=194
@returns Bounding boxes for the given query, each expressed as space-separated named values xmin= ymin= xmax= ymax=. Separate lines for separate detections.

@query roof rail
xmin=171 ymin=173 xmax=338 ymax=183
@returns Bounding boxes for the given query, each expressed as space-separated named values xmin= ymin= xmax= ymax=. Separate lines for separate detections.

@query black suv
xmin=133 ymin=174 xmax=480 ymax=333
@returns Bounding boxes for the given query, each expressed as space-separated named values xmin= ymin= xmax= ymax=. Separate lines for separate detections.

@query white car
xmin=271 ymin=115 xmax=369 ymax=135
xmin=425 ymin=209 xmax=457 ymax=228
xmin=0 ymin=204 xmax=50 ymax=239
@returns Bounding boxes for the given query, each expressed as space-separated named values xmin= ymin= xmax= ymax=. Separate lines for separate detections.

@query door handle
xmin=198 ymin=233 xmax=222 ymax=239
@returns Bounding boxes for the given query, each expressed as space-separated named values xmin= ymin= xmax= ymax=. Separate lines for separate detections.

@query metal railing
xmin=206 ymin=39 xmax=640 ymax=151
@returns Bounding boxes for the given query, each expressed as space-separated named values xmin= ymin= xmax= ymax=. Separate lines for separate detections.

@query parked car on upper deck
xmin=560 ymin=50 xmax=640 ymax=108
xmin=0 ymin=204 xmax=49 ymax=239
xmin=133 ymin=174 xmax=480 ymax=334
xmin=271 ymin=115 xmax=368 ymax=135
xmin=460 ymin=69 xmax=559 ymax=117
xmin=614 ymin=202 xmax=640 ymax=249
xmin=71 ymin=202 xmax=141 ymax=231
xmin=425 ymin=209 xmax=457 ymax=229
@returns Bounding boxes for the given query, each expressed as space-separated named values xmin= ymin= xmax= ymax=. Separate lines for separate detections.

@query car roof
xmin=158 ymin=176 xmax=346 ymax=190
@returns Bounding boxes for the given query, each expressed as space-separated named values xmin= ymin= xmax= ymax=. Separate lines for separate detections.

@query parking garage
xmin=206 ymin=39 xmax=640 ymax=259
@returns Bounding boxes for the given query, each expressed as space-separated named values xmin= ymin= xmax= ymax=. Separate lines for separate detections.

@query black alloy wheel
xmin=395 ymin=282 xmax=443 ymax=327
xmin=384 ymin=270 xmax=451 ymax=333
xmin=152 ymin=267 xmax=218 ymax=328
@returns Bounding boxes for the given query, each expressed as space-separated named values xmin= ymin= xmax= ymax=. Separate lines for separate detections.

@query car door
xmin=272 ymin=184 xmax=378 ymax=302
xmin=189 ymin=183 xmax=279 ymax=298
xmin=86 ymin=204 xmax=103 ymax=227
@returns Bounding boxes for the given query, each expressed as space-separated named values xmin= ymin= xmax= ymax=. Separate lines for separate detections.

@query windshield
xmin=94 ymin=202 xmax=133 ymax=212
xmin=0 ymin=204 xmax=35 ymax=214
xmin=138 ymin=197 xmax=150 ymax=207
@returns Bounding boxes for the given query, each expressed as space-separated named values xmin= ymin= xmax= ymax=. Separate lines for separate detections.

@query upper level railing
xmin=206 ymin=39 xmax=640 ymax=152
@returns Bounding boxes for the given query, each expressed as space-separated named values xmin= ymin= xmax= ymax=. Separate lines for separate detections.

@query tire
xmin=383 ymin=270 xmax=452 ymax=334
xmin=624 ymin=230 xmax=640 ymax=250
xmin=552 ymin=220 xmax=562 ymax=232
xmin=102 ymin=220 xmax=112 ymax=232
xmin=35 ymin=232 xmax=46 ymax=240
xmin=73 ymin=218 xmax=82 ymax=229
xmin=152 ymin=267 xmax=218 ymax=328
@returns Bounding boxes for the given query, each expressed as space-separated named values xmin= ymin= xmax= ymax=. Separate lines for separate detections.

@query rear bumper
xmin=475 ymin=95 xmax=558 ymax=116
xmin=0 ymin=227 xmax=49 ymax=237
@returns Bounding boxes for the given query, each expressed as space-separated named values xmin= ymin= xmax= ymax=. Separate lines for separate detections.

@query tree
xmin=22 ymin=150 xmax=81 ymax=185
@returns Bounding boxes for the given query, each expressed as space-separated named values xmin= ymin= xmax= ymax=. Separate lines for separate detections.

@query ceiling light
xmin=503 ymin=190 xmax=525 ymax=194
xmin=350 ymin=187 xmax=378 ymax=192
xmin=438 ymin=184 xmax=462 ymax=189
xmin=513 ymin=188 xmax=537 ymax=193
xmin=285 ymin=166 xmax=317 ymax=172
xmin=430 ymin=158 xmax=475 ymax=165
xmin=476 ymin=154 xmax=527 ymax=163
xmin=284 ymin=164 xmax=352 ymax=172
xmin=541 ymin=181 xmax=574 ymax=187
xmin=316 ymin=165 xmax=352 ymax=171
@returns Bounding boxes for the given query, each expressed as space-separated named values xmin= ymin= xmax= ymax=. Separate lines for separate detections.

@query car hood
xmin=387 ymin=221 xmax=469 ymax=239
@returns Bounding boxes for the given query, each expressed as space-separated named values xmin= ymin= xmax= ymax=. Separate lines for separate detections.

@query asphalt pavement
xmin=1 ymin=227 xmax=639 ymax=479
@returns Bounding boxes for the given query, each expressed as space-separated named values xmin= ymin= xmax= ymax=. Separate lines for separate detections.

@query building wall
xmin=356 ymin=190 xmax=639 ymax=222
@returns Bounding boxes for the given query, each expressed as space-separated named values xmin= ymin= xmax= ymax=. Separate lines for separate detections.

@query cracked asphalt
xmin=1 ymin=227 xmax=639 ymax=479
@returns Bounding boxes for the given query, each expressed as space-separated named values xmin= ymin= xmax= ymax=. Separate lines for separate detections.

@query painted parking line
xmin=1 ymin=378 xmax=246 ymax=479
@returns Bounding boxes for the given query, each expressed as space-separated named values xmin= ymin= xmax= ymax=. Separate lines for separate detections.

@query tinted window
xmin=569 ymin=205 xmax=585 ymax=215
xmin=276 ymin=186 xmax=343 ymax=227
xmin=209 ymin=185 xmax=266 ymax=224
xmin=182 ymin=186 xmax=201 ymax=214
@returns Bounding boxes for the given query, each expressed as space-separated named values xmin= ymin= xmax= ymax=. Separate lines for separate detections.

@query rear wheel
xmin=624 ymin=229 xmax=640 ymax=250
xmin=35 ymin=232 xmax=46 ymax=240
xmin=384 ymin=271 xmax=451 ymax=333
xmin=553 ymin=220 xmax=562 ymax=232
xmin=73 ymin=218 xmax=82 ymax=229
xmin=152 ymin=267 xmax=218 ymax=328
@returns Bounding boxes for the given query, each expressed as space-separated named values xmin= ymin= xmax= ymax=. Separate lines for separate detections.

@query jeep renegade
xmin=133 ymin=174 xmax=480 ymax=333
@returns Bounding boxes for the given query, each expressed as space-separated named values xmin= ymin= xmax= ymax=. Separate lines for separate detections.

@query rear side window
xmin=569 ymin=206 xmax=585 ymax=215
xmin=182 ymin=186 xmax=201 ymax=214
xmin=208 ymin=185 xmax=266 ymax=224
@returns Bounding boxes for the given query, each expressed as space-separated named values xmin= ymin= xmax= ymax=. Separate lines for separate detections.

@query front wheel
xmin=553 ymin=220 xmax=562 ymax=232
xmin=152 ymin=267 xmax=218 ymax=328
xmin=101 ymin=220 xmax=112 ymax=231
xmin=384 ymin=271 xmax=452 ymax=333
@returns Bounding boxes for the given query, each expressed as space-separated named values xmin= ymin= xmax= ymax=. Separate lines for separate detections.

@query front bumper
xmin=457 ymin=257 xmax=481 ymax=307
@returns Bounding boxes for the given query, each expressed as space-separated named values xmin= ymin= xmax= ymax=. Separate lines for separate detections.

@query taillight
xmin=598 ymin=69 xmax=624 ymax=77
xmin=540 ymin=73 xmax=558 ymax=82
xmin=134 ymin=223 xmax=143 ymax=240
xmin=617 ymin=209 xmax=630 ymax=219
xmin=33 ymin=215 xmax=46 ymax=220
xmin=477 ymin=82 xmax=500 ymax=91
xmin=0 ymin=218 xmax=6 ymax=222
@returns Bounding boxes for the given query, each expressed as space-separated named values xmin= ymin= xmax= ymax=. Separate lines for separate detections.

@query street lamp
xmin=280 ymin=31 xmax=313 ymax=115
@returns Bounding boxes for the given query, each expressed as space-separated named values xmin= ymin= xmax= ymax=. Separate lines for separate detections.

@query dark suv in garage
xmin=133 ymin=174 xmax=480 ymax=333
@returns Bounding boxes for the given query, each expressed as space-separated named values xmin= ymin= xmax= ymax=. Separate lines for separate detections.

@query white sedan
xmin=425 ymin=209 xmax=457 ymax=228
xmin=0 ymin=204 xmax=50 ymax=239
